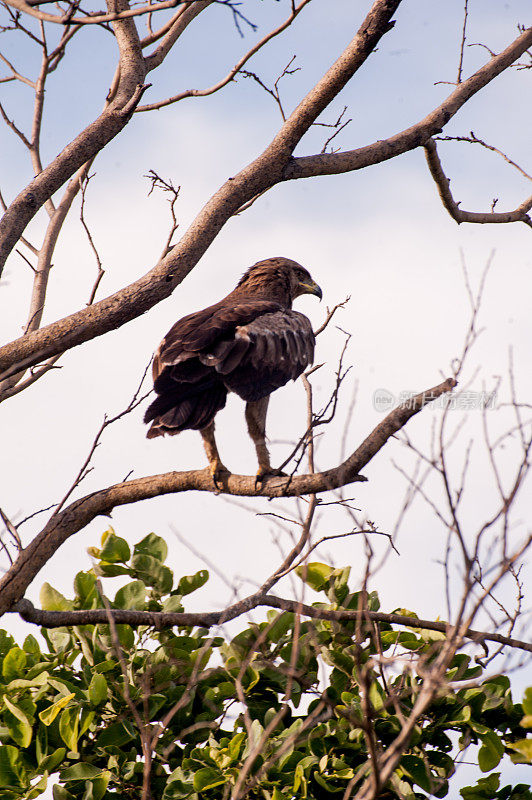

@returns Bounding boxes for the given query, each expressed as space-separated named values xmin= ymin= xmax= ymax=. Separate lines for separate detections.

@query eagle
xmin=144 ymin=257 xmax=322 ymax=484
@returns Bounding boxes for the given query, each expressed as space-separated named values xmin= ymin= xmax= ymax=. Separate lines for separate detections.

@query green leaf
xmin=78 ymin=773 xmax=109 ymax=800
xmin=177 ymin=570 xmax=209 ymax=597
xmin=0 ymin=745 xmax=27 ymax=789
xmin=80 ymin=709 xmax=95 ymax=737
xmin=295 ymin=562 xmax=332 ymax=592
xmin=478 ymin=730 xmax=504 ymax=772
xmin=134 ymin=532 xmax=168 ymax=562
xmin=460 ymin=772 xmax=500 ymax=799
xmin=94 ymin=563 xmax=129 ymax=578
xmin=115 ymin=624 xmax=135 ymax=649
xmin=114 ymin=580 xmax=146 ymax=609
xmin=39 ymin=584 xmax=73 ymax=612
xmin=38 ymin=748 xmax=67 ymax=774
xmin=22 ymin=635 xmax=40 ymax=656
xmin=228 ymin=732 xmax=246 ymax=761
xmin=162 ymin=595 xmax=184 ymax=613
xmin=96 ymin=720 xmax=135 ymax=748
xmin=509 ymin=739 xmax=532 ymax=762
xmin=266 ymin=612 xmax=294 ymax=642
xmin=313 ymin=771 xmax=339 ymax=793
xmin=74 ymin=572 xmax=98 ymax=606
xmin=401 ymin=754 xmax=432 ymax=792
xmin=53 ymin=786 xmax=76 ymax=800
xmin=523 ymin=687 xmax=532 ymax=716
xmin=3 ymin=697 xmax=33 ymax=748
xmin=60 ymin=764 xmax=106 ymax=782
xmin=242 ymin=718 xmax=265 ymax=758
xmin=0 ymin=630 xmax=15 ymax=658
xmin=368 ymin=680 xmax=385 ymax=713
xmin=2 ymin=647 xmax=27 ymax=681
xmin=23 ymin=772 xmax=48 ymax=799
xmin=59 ymin=706 xmax=79 ymax=753
xmin=45 ymin=629 xmax=72 ymax=653
xmin=88 ymin=674 xmax=107 ymax=706
xmin=154 ymin=564 xmax=174 ymax=594
xmin=293 ymin=761 xmax=305 ymax=792
xmin=38 ymin=693 xmax=75 ymax=726
xmin=99 ymin=532 xmax=130 ymax=563
xmin=130 ymin=554 xmax=173 ymax=593
xmin=163 ymin=767 xmax=194 ymax=799
xmin=192 ymin=767 xmax=226 ymax=791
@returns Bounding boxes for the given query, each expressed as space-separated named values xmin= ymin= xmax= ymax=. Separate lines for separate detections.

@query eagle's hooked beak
xmin=299 ymin=280 xmax=323 ymax=301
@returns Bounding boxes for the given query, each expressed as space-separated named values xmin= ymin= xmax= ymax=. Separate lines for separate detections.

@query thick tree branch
xmin=11 ymin=595 xmax=532 ymax=654
xmin=0 ymin=377 xmax=455 ymax=616
xmin=144 ymin=0 xmax=213 ymax=72
xmin=0 ymin=0 xmax=147 ymax=276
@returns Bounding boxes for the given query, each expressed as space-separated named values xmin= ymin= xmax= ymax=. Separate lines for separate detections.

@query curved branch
xmin=0 ymin=377 xmax=456 ymax=616
xmin=12 ymin=595 xmax=532 ymax=654
xmin=423 ymin=138 xmax=532 ymax=227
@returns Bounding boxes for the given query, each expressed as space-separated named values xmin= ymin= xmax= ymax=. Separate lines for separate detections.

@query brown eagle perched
xmin=144 ymin=257 xmax=322 ymax=484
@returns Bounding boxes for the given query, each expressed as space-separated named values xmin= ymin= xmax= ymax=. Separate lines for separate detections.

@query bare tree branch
xmin=284 ymin=24 xmax=532 ymax=180
xmin=138 ymin=0 xmax=312 ymax=110
xmin=424 ymin=138 xmax=532 ymax=226
xmin=11 ymin=595 xmax=532 ymax=654
xmin=0 ymin=376 xmax=455 ymax=616
xmin=0 ymin=0 xmax=149 ymax=274
xmin=2 ymin=11 xmax=531 ymax=383
xmin=436 ymin=131 xmax=532 ymax=182
xmin=4 ymin=0 xmax=188 ymax=26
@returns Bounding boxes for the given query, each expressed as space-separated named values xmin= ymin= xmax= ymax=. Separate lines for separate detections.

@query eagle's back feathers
xmin=144 ymin=258 xmax=317 ymax=438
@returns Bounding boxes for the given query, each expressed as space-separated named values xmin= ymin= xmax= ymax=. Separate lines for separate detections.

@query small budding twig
xmin=79 ymin=175 xmax=105 ymax=305
xmin=240 ymin=55 xmax=300 ymax=121
xmin=145 ymin=170 xmax=181 ymax=258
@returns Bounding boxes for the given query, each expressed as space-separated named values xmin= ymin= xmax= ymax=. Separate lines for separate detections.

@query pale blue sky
xmin=1 ymin=0 xmax=532 ymax=790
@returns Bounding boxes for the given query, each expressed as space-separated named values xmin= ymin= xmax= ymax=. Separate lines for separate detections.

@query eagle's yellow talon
xmin=209 ymin=462 xmax=230 ymax=491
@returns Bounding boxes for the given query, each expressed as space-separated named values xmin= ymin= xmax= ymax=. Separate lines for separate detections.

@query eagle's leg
xmin=200 ymin=422 xmax=229 ymax=489
xmin=245 ymin=397 xmax=286 ymax=484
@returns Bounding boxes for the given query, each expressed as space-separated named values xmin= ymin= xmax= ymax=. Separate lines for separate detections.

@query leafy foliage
xmin=0 ymin=532 xmax=530 ymax=798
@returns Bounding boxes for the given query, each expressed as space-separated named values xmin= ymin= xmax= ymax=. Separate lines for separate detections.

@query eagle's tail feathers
xmin=144 ymin=383 xmax=227 ymax=437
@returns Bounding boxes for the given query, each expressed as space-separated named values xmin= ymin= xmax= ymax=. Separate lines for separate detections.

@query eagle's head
xmin=236 ymin=257 xmax=322 ymax=306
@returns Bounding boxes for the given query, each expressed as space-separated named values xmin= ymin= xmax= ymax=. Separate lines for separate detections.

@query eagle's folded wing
xmin=157 ymin=300 xmax=283 ymax=366
xmin=145 ymin=303 xmax=314 ymax=434
xmin=204 ymin=310 xmax=315 ymax=402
